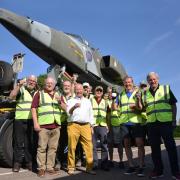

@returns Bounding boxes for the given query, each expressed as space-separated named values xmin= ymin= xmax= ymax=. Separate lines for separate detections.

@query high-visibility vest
xmin=15 ymin=86 xmax=35 ymax=120
xmin=143 ymin=85 xmax=172 ymax=123
xmin=91 ymin=98 xmax=107 ymax=126
xmin=60 ymin=96 xmax=69 ymax=124
xmin=119 ymin=90 xmax=142 ymax=124
xmin=110 ymin=109 xmax=122 ymax=126
xmin=38 ymin=90 xmax=61 ymax=125
xmin=106 ymin=98 xmax=112 ymax=120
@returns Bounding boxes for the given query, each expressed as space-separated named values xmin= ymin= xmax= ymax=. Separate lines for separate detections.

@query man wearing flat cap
xmin=91 ymin=86 xmax=109 ymax=171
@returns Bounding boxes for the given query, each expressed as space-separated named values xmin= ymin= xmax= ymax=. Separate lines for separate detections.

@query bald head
xmin=26 ymin=75 xmax=37 ymax=90
xmin=75 ymin=83 xmax=83 ymax=98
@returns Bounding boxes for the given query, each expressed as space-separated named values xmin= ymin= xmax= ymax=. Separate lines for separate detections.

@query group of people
xmin=9 ymin=72 xmax=180 ymax=179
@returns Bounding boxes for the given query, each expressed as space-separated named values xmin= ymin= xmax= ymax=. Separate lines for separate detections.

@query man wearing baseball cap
xmin=91 ymin=86 xmax=109 ymax=171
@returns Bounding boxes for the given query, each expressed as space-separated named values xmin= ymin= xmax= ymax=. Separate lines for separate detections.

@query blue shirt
xmin=116 ymin=91 xmax=135 ymax=126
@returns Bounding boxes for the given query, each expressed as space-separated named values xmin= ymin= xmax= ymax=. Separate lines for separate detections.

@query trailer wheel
xmin=0 ymin=61 xmax=14 ymax=87
xmin=0 ymin=119 xmax=13 ymax=167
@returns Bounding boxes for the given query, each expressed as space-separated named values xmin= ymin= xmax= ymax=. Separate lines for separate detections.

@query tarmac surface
xmin=0 ymin=140 xmax=179 ymax=180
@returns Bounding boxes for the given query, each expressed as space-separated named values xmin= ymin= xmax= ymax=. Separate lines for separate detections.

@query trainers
xmin=86 ymin=169 xmax=96 ymax=175
xmin=119 ymin=162 xmax=125 ymax=169
xmin=37 ymin=169 xmax=45 ymax=177
xmin=149 ymin=171 xmax=164 ymax=179
xmin=172 ymin=172 xmax=180 ymax=180
xmin=124 ymin=167 xmax=136 ymax=175
xmin=12 ymin=162 xmax=20 ymax=172
xmin=67 ymin=169 xmax=75 ymax=175
xmin=137 ymin=168 xmax=145 ymax=177
xmin=75 ymin=159 xmax=81 ymax=167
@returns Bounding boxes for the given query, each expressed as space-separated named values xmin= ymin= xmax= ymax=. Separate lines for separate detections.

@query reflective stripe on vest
xmin=143 ymin=85 xmax=172 ymax=123
xmin=15 ymin=86 xmax=34 ymax=120
xmin=60 ymin=96 xmax=68 ymax=124
xmin=110 ymin=109 xmax=121 ymax=126
xmin=119 ymin=90 xmax=142 ymax=123
xmin=38 ymin=91 xmax=61 ymax=125
xmin=91 ymin=98 xmax=107 ymax=126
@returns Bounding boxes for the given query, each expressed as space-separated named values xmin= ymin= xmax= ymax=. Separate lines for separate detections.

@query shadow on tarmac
xmin=51 ymin=145 xmax=180 ymax=180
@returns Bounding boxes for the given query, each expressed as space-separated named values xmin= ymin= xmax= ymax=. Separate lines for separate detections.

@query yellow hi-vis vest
xmin=119 ymin=90 xmax=142 ymax=124
xmin=143 ymin=85 xmax=172 ymax=123
xmin=38 ymin=90 xmax=61 ymax=125
xmin=91 ymin=98 xmax=107 ymax=126
xmin=110 ymin=109 xmax=121 ymax=126
xmin=15 ymin=86 xmax=35 ymax=120
xmin=106 ymin=99 xmax=112 ymax=124
xmin=60 ymin=96 xmax=68 ymax=124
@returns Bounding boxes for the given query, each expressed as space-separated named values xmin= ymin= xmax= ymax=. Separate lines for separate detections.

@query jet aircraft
xmin=0 ymin=8 xmax=127 ymax=89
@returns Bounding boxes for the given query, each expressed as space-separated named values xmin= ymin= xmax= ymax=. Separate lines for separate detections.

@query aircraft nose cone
xmin=0 ymin=8 xmax=17 ymax=24
xmin=0 ymin=8 xmax=6 ymax=20
xmin=0 ymin=8 xmax=30 ymax=35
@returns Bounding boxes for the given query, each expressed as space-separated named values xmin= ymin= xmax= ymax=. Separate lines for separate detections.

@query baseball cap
xmin=83 ymin=82 xmax=90 ymax=87
xmin=140 ymin=80 xmax=147 ymax=87
xmin=95 ymin=86 xmax=103 ymax=91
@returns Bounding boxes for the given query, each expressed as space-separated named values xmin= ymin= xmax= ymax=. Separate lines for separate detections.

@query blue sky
xmin=1 ymin=0 xmax=180 ymax=120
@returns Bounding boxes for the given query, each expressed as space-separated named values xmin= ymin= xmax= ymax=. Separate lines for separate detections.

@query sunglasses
xmin=96 ymin=89 xmax=103 ymax=92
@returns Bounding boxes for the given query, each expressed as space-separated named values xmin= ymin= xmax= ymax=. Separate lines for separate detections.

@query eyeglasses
xmin=96 ymin=89 xmax=103 ymax=92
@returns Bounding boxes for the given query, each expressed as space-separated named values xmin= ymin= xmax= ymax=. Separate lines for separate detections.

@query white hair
xmin=146 ymin=72 xmax=159 ymax=81
xmin=27 ymin=75 xmax=37 ymax=82
xmin=45 ymin=76 xmax=56 ymax=85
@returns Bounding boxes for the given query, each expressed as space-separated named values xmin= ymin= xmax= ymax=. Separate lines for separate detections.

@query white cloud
xmin=144 ymin=31 xmax=173 ymax=54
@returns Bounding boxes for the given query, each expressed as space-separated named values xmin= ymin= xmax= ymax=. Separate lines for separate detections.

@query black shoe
xmin=149 ymin=170 xmax=164 ymax=179
xmin=101 ymin=166 xmax=110 ymax=171
xmin=92 ymin=166 xmax=98 ymax=170
xmin=81 ymin=160 xmax=86 ymax=167
xmin=124 ymin=167 xmax=136 ymax=175
xmin=12 ymin=162 xmax=21 ymax=172
xmin=108 ymin=161 xmax=114 ymax=168
xmin=135 ymin=164 xmax=146 ymax=169
xmin=86 ymin=169 xmax=96 ymax=175
xmin=137 ymin=168 xmax=145 ymax=177
xmin=119 ymin=162 xmax=125 ymax=169
xmin=172 ymin=172 xmax=180 ymax=180
xmin=26 ymin=162 xmax=32 ymax=171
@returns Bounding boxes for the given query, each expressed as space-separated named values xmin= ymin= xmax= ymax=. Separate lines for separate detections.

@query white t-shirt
xmin=67 ymin=96 xmax=94 ymax=125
